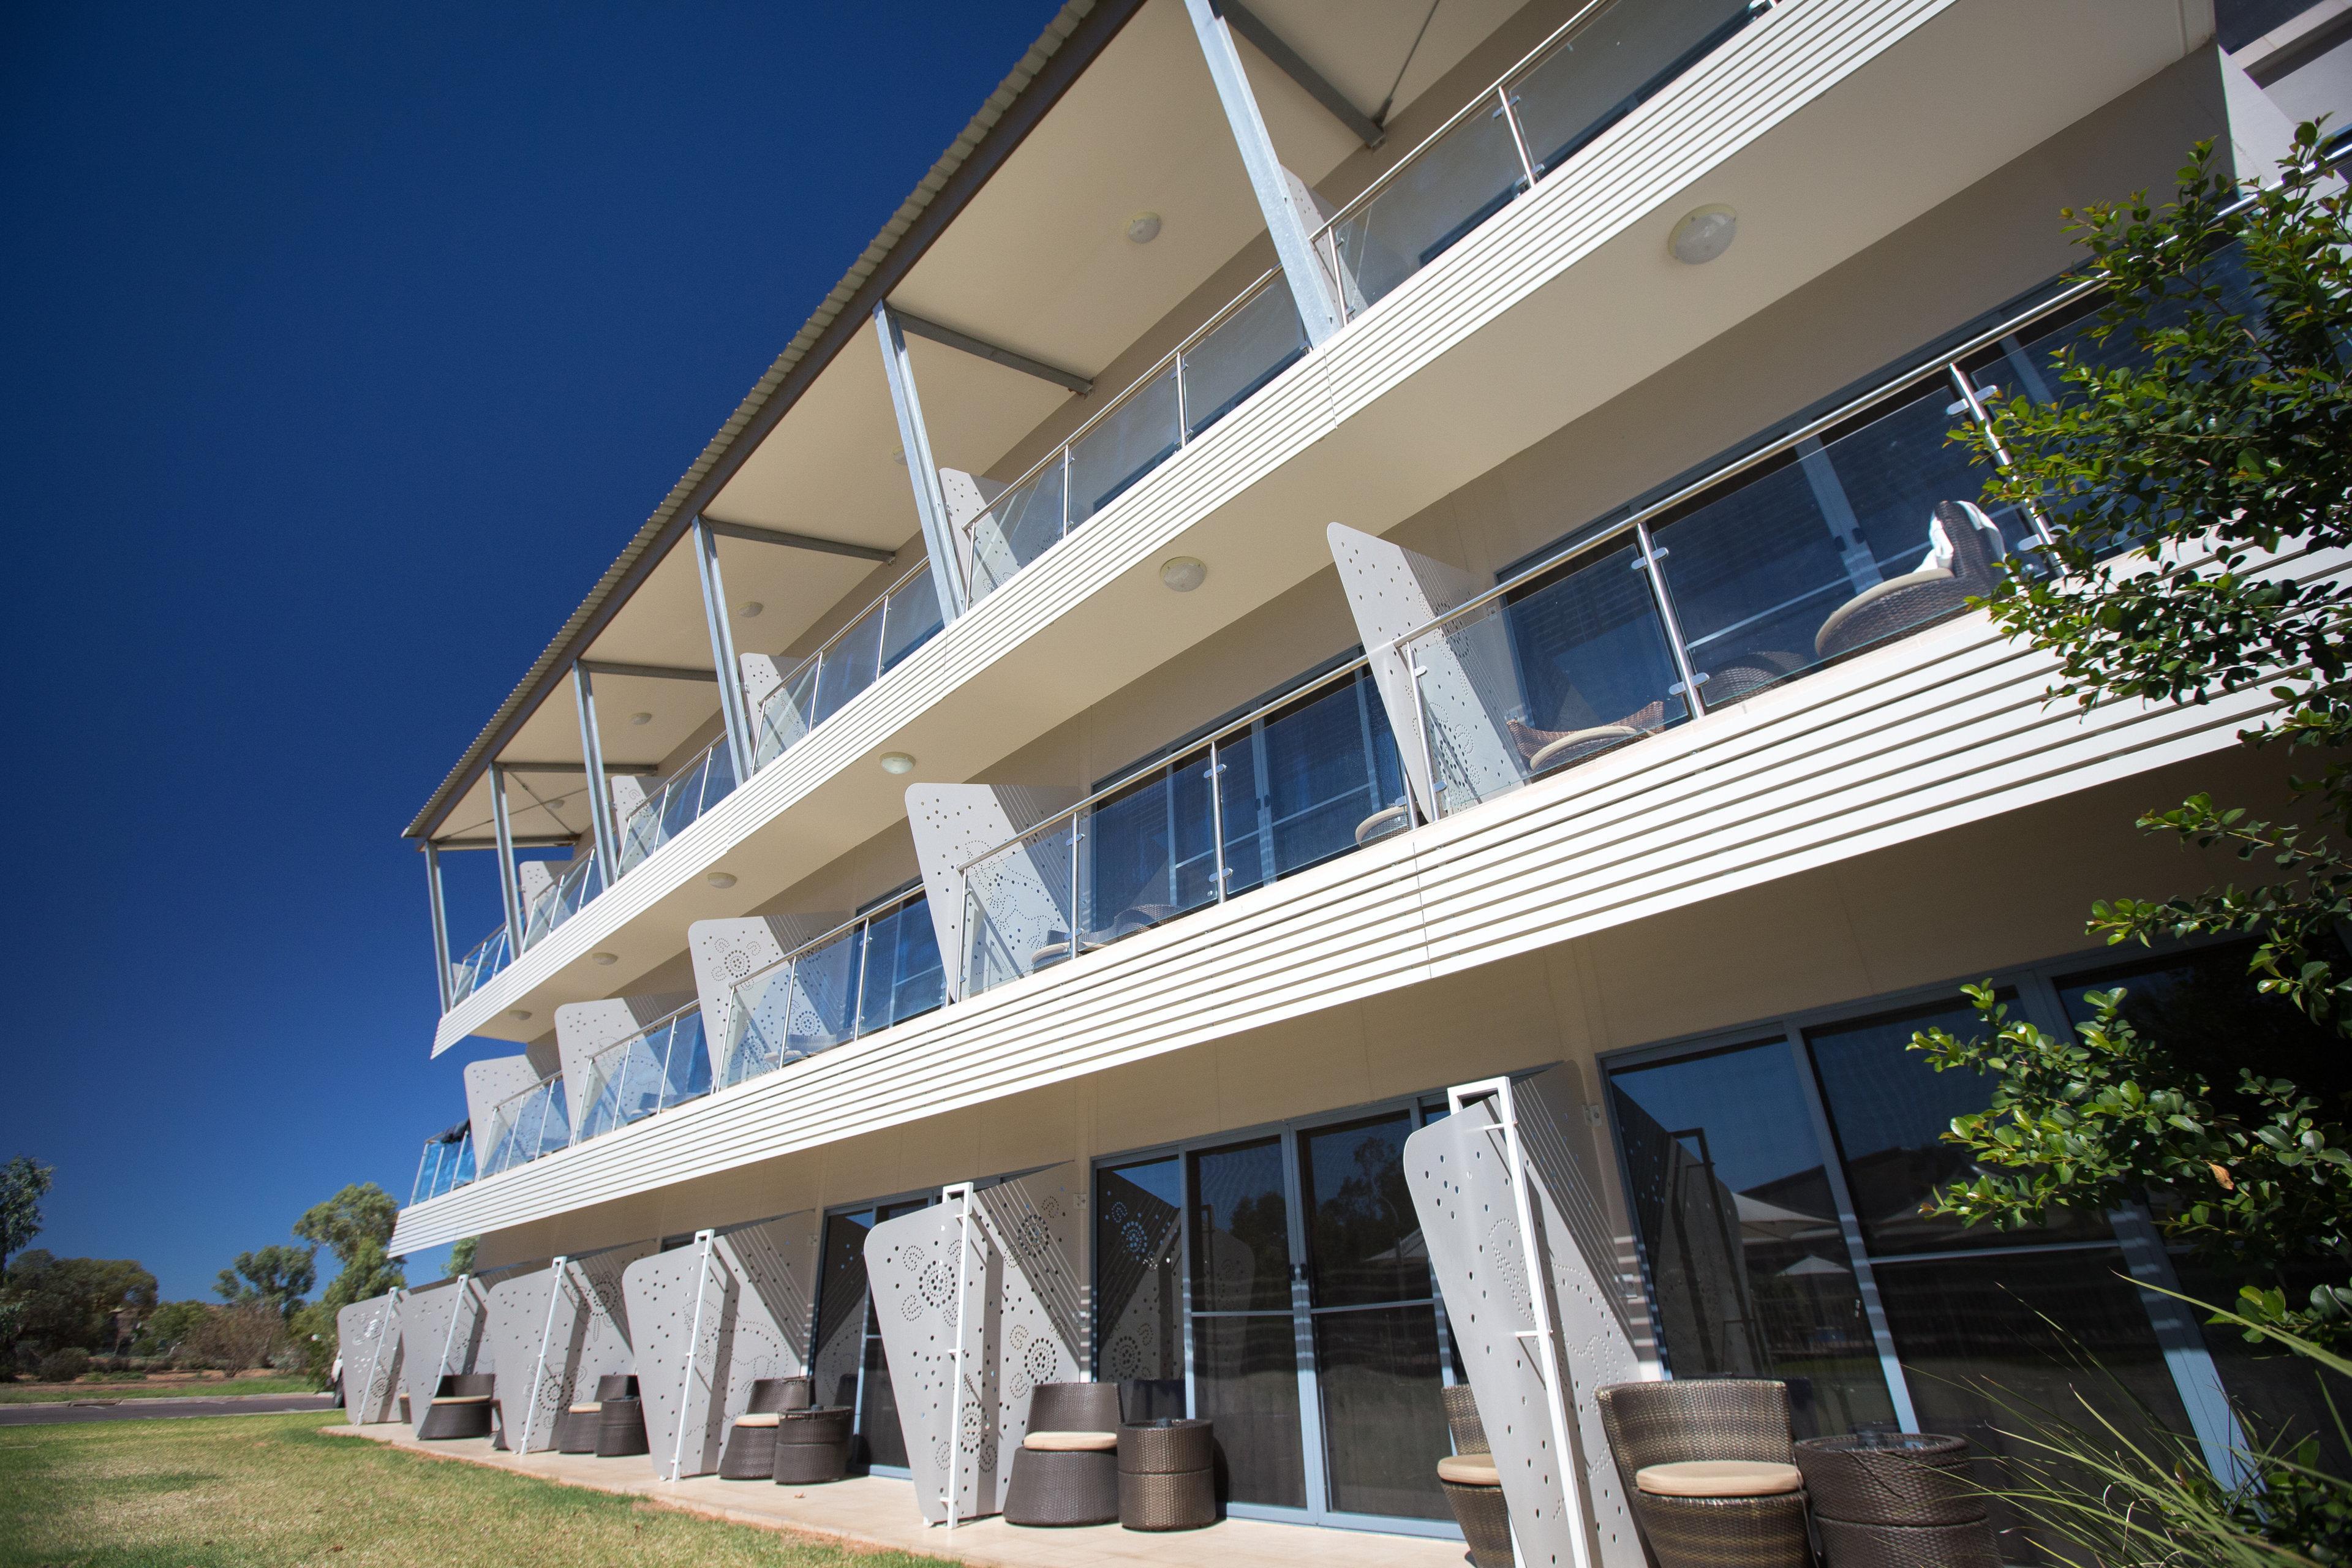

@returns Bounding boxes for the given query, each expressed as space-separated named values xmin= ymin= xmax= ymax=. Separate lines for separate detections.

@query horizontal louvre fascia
xmin=393 ymin=558 xmax=2324 ymax=1251
xmin=432 ymin=0 xmax=1990 ymax=1054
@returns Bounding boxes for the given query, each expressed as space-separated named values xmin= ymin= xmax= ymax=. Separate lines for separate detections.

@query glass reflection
xmin=1189 ymin=1138 xmax=1305 ymax=1508
xmin=1095 ymin=1158 xmax=1185 ymax=1420
xmin=1610 ymin=1041 xmax=1894 ymax=1438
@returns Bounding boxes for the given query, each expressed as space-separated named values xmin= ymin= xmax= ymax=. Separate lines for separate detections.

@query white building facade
xmin=388 ymin=0 xmax=2352 ymax=1541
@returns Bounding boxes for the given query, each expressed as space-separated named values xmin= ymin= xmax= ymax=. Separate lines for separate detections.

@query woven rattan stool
xmin=596 ymin=1396 xmax=650 ymax=1458
xmin=720 ymin=1414 xmax=782 ymax=1479
xmin=1597 ymin=1380 xmax=1812 ymax=1568
xmin=773 ymin=1406 xmax=855 ymax=1485
xmin=554 ymin=1403 xmax=601 ymax=1453
xmin=1118 ymin=1418 xmax=1213 ymax=1531
xmin=417 ymin=1374 xmax=497 ymax=1440
xmin=1797 ymin=1434 xmax=1997 ymax=1568
xmin=1005 ymin=1382 xmax=1123 ymax=1526
xmin=1438 ymin=1385 xmax=1512 ymax=1568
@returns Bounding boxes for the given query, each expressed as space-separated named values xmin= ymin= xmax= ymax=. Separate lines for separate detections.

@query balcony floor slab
xmin=324 ymin=1420 xmax=1464 ymax=1568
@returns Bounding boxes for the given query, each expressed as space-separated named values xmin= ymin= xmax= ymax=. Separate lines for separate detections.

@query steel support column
xmin=691 ymin=518 xmax=756 ymax=783
xmin=488 ymin=764 xmax=526 ymax=956
xmin=424 ymin=842 xmax=454 ymax=1012
xmin=873 ymin=303 xmax=968 ymax=620
xmin=1184 ymin=0 xmax=1344 ymax=344
xmin=572 ymin=664 xmax=622 ymax=889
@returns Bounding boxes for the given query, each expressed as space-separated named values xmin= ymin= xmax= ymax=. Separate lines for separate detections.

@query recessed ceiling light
xmin=1126 ymin=211 xmax=1163 ymax=245
xmin=590 ymin=952 xmax=617 ymax=967
xmin=739 ymin=601 xmax=764 ymax=619
xmin=1159 ymin=556 xmax=1207 ymax=592
xmin=508 ymin=1009 xmax=533 ymax=1022
xmin=706 ymin=872 xmax=737 ymax=889
xmin=629 ymin=711 xmax=653 ymax=726
xmin=878 ymin=752 xmax=916 ymax=775
xmin=1669 ymin=204 xmax=1738 ymax=265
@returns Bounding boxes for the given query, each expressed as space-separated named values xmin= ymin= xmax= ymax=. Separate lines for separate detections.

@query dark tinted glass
xmin=1297 ymin=1112 xmax=1426 ymax=1309
xmin=1807 ymin=995 xmax=2108 ymax=1254
xmin=1095 ymin=1158 xmax=1185 ymax=1412
xmin=1189 ymin=1139 xmax=1292 ymax=1314
xmin=1313 ymin=1306 xmax=1449 ymax=1518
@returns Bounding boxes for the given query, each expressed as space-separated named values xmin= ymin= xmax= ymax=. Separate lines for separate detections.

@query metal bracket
xmin=891 ymin=311 xmax=1093 ymax=396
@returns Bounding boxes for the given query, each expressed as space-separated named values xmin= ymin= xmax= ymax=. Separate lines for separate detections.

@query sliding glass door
xmin=812 ymin=1194 xmax=935 ymax=1474
xmin=1095 ymin=1101 xmax=1455 ymax=1532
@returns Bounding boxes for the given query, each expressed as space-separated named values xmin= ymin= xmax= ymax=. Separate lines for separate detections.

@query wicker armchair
xmin=416 ymin=1373 xmax=497 ymax=1440
xmin=1815 ymin=500 xmax=2003 ymax=662
xmin=1005 ymin=1381 xmax=1123 ymax=1526
xmin=718 ymin=1376 xmax=814 ymax=1479
xmin=1509 ymin=699 xmax=1667 ymax=775
xmin=557 ymin=1373 xmax=638 ymax=1454
xmin=1596 ymin=1379 xmax=1811 ymax=1568
xmin=1438 ymin=1384 xmax=1512 ymax=1568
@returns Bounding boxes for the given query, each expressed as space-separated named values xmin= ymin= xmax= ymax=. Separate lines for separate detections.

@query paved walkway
xmin=1 ymin=1393 xmax=336 ymax=1426
xmin=325 ymin=1421 xmax=1465 ymax=1568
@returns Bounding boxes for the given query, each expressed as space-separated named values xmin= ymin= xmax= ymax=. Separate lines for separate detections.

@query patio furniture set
xmin=1438 ymin=1376 xmax=1997 ymax=1568
xmin=1001 ymin=1381 xmax=1216 ymax=1531
xmin=716 ymin=1376 xmax=856 ymax=1487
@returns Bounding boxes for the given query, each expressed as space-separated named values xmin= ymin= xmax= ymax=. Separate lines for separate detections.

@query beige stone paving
xmin=325 ymin=1422 xmax=1466 ymax=1568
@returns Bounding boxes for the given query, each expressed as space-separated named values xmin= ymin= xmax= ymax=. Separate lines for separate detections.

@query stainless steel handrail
xmin=956 ymin=654 xmax=1378 ymax=875
xmin=578 ymin=1000 xmax=703 ymax=1065
xmin=767 ymin=556 xmax=935 ymax=689
xmin=728 ymin=883 xmax=930 ymax=996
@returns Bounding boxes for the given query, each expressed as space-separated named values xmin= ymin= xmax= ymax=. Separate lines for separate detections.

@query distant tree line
xmin=0 ymin=1155 xmax=412 ymax=1388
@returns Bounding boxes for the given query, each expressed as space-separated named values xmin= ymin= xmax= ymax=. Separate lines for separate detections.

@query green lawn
xmin=0 ymin=1377 xmax=317 ymax=1406
xmin=0 ymin=1409 xmax=949 ymax=1568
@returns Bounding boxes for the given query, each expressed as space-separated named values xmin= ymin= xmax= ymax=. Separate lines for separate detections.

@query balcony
xmin=1318 ymin=0 xmax=1764 ymax=320
xmin=959 ymin=270 xmax=1307 ymax=603
xmin=616 ymin=744 xmax=737 ymax=875
xmin=409 ymin=1125 xmax=474 ymax=1205
xmin=476 ymin=1069 xmax=570 ymax=1178
xmin=573 ymin=1003 xmax=711 ymax=1142
xmin=721 ymin=887 xmax=945 ymax=1087
xmin=752 ymin=561 xmax=944 ymax=769
xmin=960 ymin=660 xmax=1404 ymax=998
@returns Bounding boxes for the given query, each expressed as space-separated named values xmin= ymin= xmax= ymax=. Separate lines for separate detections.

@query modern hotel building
xmin=382 ymin=0 xmax=2352 ymax=1542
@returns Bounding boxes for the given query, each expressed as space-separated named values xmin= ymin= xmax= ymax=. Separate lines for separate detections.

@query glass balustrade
xmin=722 ymin=889 xmax=946 ymax=1088
xmin=961 ymin=663 xmax=1406 ymax=998
xmin=963 ymin=272 xmax=1306 ymax=602
xmin=409 ymin=1128 xmax=475 ymax=1206
xmin=520 ymin=850 xmax=601 ymax=950
xmin=1387 ymin=255 xmax=2264 ymax=816
xmin=449 ymin=926 xmax=511 ymax=1005
xmin=573 ymin=1005 xmax=712 ymax=1142
xmin=477 ymin=1072 xmax=570 ymax=1178
xmin=616 ymin=739 xmax=737 ymax=875
xmin=752 ymin=561 xmax=945 ymax=768
xmin=1322 ymin=0 xmax=1761 ymax=318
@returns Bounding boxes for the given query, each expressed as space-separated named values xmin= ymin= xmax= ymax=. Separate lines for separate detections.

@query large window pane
xmin=1297 ymin=1112 xmax=1425 ymax=1310
xmin=1095 ymin=1158 xmax=1186 ymax=1420
xmin=1080 ymin=758 xmax=1219 ymax=948
xmin=1312 ymin=1305 xmax=1449 ymax=1520
xmin=1220 ymin=673 xmax=1406 ymax=895
xmin=1191 ymin=1312 xmax=1306 ymax=1509
xmin=1651 ymin=385 xmax=2011 ymax=704
xmin=1610 ymin=1042 xmax=1895 ymax=1439
xmin=1487 ymin=538 xmax=1685 ymax=786
xmin=854 ymin=899 xmax=943 ymax=1037
xmin=1806 ymin=997 xmax=2110 ymax=1255
xmin=1190 ymin=1139 xmax=1292 ymax=1314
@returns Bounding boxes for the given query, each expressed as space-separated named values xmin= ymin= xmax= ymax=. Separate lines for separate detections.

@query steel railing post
xmin=943 ymin=1182 xmax=976 ymax=1529
xmin=669 ymin=1229 xmax=717 ymax=1482
xmin=358 ymin=1286 xmax=403 ymax=1423
xmin=516 ymin=1256 xmax=569 ymax=1455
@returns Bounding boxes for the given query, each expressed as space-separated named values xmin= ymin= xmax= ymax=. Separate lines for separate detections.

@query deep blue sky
xmin=1 ymin=1 xmax=1058 ymax=1302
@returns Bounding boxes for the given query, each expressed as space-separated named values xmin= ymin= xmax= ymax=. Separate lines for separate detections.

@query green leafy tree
xmin=0 ymin=1156 xmax=53 ymax=1274
xmin=445 ymin=1237 xmax=477 ymax=1275
xmin=292 ymin=1184 xmax=398 ymax=1267
xmin=132 ymin=1300 xmax=214 ymax=1357
xmin=1913 ymin=123 xmax=2352 ymax=1348
xmin=3 ymin=1251 xmax=159 ymax=1353
xmin=214 ymin=1245 xmax=316 ymax=1321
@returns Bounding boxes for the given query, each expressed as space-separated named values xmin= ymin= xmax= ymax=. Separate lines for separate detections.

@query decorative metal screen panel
xmin=620 ymin=1212 xmax=818 ymax=1479
xmin=907 ymin=785 xmax=1082 ymax=1003
xmin=399 ymin=1263 xmax=533 ymax=1437
xmin=865 ymin=1165 xmax=1084 ymax=1525
xmin=483 ymin=1240 xmax=657 ymax=1453
xmin=687 ymin=915 xmax=844 ymax=1081
xmin=461 ymin=1056 xmax=542 ymax=1154
xmin=1330 ymin=522 xmax=1521 ymax=816
xmin=336 ymin=1293 xmax=404 ymax=1424
xmin=1404 ymin=1069 xmax=1653 ymax=1568
xmin=554 ymin=993 xmax=698 ymax=1129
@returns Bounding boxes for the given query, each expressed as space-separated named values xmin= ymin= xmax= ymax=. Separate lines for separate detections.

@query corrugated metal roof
xmin=405 ymin=0 xmax=1140 ymax=840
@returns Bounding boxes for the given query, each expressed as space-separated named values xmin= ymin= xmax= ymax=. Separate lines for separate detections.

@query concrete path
xmin=0 ymin=1393 xmax=336 ymax=1426
xmin=326 ymin=1421 xmax=1466 ymax=1568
